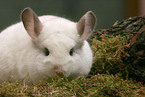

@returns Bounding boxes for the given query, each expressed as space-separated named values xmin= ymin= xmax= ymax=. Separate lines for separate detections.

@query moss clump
xmin=0 ymin=74 xmax=145 ymax=96
xmin=92 ymin=16 xmax=145 ymax=82
xmin=90 ymin=34 xmax=129 ymax=78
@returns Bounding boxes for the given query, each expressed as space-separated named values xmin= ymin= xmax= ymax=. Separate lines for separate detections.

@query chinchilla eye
xmin=69 ymin=48 xmax=73 ymax=56
xmin=44 ymin=48 xmax=49 ymax=56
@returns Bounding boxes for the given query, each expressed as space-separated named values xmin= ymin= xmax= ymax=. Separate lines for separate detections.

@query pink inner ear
xmin=33 ymin=11 xmax=43 ymax=37
xmin=21 ymin=7 xmax=42 ymax=40
xmin=77 ymin=11 xmax=96 ymax=41
xmin=77 ymin=16 xmax=85 ymax=37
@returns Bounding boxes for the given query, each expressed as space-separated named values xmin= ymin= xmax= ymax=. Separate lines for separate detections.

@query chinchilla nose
xmin=54 ymin=67 xmax=64 ymax=77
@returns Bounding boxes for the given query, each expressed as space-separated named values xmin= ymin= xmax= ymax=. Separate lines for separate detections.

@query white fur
xmin=0 ymin=15 xmax=93 ymax=82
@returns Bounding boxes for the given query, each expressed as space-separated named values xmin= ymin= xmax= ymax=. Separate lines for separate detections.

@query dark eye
xmin=44 ymin=48 xmax=49 ymax=56
xmin=69 ymin=48 xmax=73 ymax=56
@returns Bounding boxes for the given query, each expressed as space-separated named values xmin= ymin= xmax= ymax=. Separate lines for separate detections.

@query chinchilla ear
xmin=21 ymin=7 xmax=43 ymax=40
xmin=77 ymin=11 xmax=96 ymax=40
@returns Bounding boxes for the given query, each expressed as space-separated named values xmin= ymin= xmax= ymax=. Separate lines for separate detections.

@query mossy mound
xmin=90 ymin=16 xmax=145 ymax=82
xmin=0 ymin=75 xmax=145 ymax=96
xmin=90 ymin=34 xmax=129 ymax=78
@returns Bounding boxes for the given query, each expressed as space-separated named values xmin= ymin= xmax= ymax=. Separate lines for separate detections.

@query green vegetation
xmin=90 ymin=34 xmax=129 ymax=77
xmin=0 ymin=74 xmax=145 ymax=96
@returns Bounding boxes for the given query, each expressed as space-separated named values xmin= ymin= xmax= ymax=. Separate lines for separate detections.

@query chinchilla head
xmin=21 ymin=7 xmax=96 ymax=78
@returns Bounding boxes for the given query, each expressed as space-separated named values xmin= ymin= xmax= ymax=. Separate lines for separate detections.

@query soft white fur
xmin=0 ymin=15 xmax=93 ymax=82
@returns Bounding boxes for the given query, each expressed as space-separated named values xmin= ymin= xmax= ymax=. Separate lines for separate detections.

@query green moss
xmin=0 ymin=75 xmax=145 ymax=96
xmin=90 ymin=34 xmax=129 ymax=78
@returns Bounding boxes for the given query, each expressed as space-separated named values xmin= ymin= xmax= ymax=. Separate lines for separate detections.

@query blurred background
xmin=0 ymin=0 xmax=145 ymax=32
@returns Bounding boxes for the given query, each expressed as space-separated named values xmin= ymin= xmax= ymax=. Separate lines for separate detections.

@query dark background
xmin=0 ymin=0 xmax=142 ymax=32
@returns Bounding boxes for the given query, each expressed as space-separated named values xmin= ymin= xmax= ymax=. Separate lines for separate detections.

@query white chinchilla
xmin=0 ymin=7 xmax=96 ymax=82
